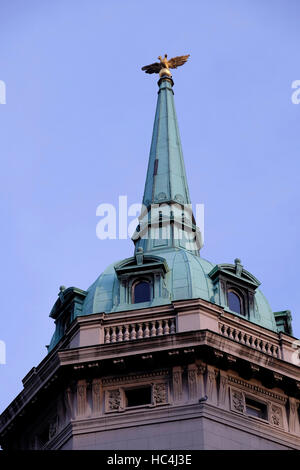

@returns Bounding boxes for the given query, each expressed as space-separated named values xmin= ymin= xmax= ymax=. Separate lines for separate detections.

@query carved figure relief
xmin=271 ymin=405 xmax=282 ymax=427
xmin=107 ymin=389 xmax=122 ymax=411
xmin=153 ymin=383 xmax=168 ymax=405
xmin=231 ymin=389 xmax=245 ymax=413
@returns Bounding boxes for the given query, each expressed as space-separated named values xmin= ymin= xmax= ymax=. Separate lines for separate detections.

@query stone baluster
xmin=157 ymin=320 xmax=163 ymax=336
xmin=144 ymin=322 xmax=150 ymax=338
xmin=124 ymin=325 xmax=130 ymax=341
xmin=105 ymin=328 xmax=111 ymax=344
xmin=111 ymin=327 xmax=117 ymax=343
xmin=137 ymin=323 xmax=143 ymax=339
xmin=151 ymin=321 xmax=157 ymax=337
xmin=170 ymin=318 xmax=176 ymax=334
xmin=117 ymin=326 xmax=123 ymax=342
xmin=130 ymin=324 xmax=136 ymax=340
xmin=163 ymin=319 xmax=170 ymax=335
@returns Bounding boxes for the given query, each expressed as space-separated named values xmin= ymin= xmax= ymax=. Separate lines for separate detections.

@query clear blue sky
xmin=0 ymin=0 xmax=299 ymax=413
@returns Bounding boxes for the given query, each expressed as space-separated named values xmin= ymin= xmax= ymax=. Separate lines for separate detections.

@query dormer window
xmin=228 ymin=290 xmax=243 ymax=315
xmin=133 ymin=281 xmax=151 ymax=303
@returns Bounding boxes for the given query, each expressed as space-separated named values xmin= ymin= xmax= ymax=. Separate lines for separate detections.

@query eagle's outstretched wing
xmin=167 ymin=54 xmax=190 ymax=69
xmin=141 ymin=62 xmax=162 ymax=74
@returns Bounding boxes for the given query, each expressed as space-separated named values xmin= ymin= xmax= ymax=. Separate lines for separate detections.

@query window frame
xmin=124 ymin=385 xmax=153 ymax=408
xmin=245 ymin=395 xmax=269 ymax=422
xmin=131 ymin=278 xmax=153 ymax=304
xmin=227 ymin=288 xmax=245 ymax=316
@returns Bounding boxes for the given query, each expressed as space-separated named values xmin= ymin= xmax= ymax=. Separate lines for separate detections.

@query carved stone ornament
xmin=107 ymin=389 xmax=122 ymax=411
xmin=271 ymin=405 xmax=282 ymax=427
xmin=92 ymin=380 xmax=101 ymax=413
xmin=230 ymin=388 xmax=245 ymax=413
xmin=172 ymin=367 xmax=183 ymax=402
xmin=153 ymin=383 xmax=168 ymax=405
xmin=49 ymin=416 xmax=59 ymax=440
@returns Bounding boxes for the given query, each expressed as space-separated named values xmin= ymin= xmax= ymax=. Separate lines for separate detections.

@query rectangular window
xmin=245 ymin=397 xmax=268 ymax=420
xmin=125 ymin=386 xmax=152 ymax=407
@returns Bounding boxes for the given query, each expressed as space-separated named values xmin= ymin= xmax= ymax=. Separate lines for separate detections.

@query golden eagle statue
xmin=141 ymin=54 xmax=190 ymax=78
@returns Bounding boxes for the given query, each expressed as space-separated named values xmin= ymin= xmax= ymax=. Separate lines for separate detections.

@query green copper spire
xmin=133 ymin=75 xmax=202 ymax=256
xmin=142 ymin=76 xmax=191 ymax=207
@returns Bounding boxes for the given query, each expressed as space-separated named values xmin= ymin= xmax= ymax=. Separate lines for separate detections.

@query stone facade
xmin=0 ymin=298 xmax=299 ymax=450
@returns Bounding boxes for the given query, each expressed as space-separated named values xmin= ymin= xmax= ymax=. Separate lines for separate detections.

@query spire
xmin=133 ymin=74 xmax=202 ymax=256
xmin=142 ymin=76 xmax=191 ymax=207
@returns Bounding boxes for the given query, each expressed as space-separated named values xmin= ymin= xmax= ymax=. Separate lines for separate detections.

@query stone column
xmin=218 ymin=371 xmax=229 ymax=408
xmin=77 ymin=379 xmax=87 ymax=417
xmin=206 ymin=366 xmax=219 ymax=405
xmin=196 ymin=361 xmax=206 ymax=400
xmin=172 ymin=366 xmax=183 ymax=403
xmin=64 ymin=384 xmax=75 ymax=420
xmin=288 ymin=398 xmax=300 ymax=434
xmin=187 ymin=364 xmax=198 ymax=401
xmin=92 ymin=379 xmax=102 ymax=414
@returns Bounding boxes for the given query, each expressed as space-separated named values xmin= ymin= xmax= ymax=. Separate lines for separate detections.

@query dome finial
xmin=234 ymin=258 xmax=243 ymax=276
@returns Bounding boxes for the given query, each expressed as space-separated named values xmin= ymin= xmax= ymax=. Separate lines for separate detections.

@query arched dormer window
xmin=133 ymin=281 xmax=151 ymax=304
xmin=228 ymin=290 xmax=244 ymax=315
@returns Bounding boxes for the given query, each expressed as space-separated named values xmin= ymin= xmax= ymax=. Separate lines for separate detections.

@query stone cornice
xmin=57 ymin=330 xmax=300 ymax=380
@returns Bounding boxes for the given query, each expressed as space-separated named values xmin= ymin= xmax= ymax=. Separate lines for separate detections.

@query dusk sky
xmin=0 ymin=0 xmax=299 ymax=413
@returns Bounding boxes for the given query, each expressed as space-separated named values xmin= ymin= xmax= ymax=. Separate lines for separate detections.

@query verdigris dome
xmin=82 ymin=248 xmax=215 ymax=316
xmin=80 ymin=248 xmax=278 ymax=333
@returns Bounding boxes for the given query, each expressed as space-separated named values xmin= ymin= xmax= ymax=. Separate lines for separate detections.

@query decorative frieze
xmin=230 ymin=386 xmax=286 ymax=429
xmin=104 ymin=381 xmax=169 ymax=413
xmin=102 ymin=369 xmax=169 ymax=386
xmin=228 ymin=376 xmax=287 ymax=403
